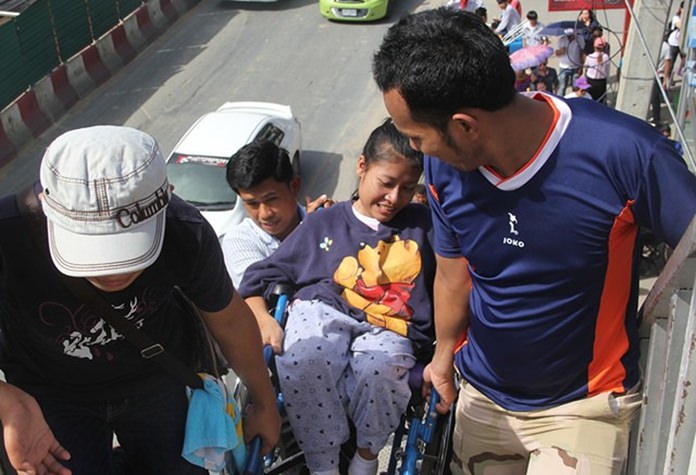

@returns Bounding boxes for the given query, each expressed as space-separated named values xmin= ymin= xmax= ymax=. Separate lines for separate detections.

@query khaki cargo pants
xmin=450 ymin=380 xmax=642 ymax=475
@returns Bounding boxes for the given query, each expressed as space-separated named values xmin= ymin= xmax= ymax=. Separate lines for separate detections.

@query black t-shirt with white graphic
xmin=0 ymin=192 xmax=233 ymax=400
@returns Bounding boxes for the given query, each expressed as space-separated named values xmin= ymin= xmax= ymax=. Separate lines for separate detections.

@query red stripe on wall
xmin=50 ymin=65 xmax=78 ymax=110
xmin=587 ymin=201 xmax=637 ymax=396
xmin=159 ymin=0 xmax=179 ymax=23
xmin=81 ymin=46 xmax=110 ymax=86
xmin=17 ymin=91 xmax=51 ymax=137
xmin=111 ymin=24 xmax=137 ymax=65
xmin=136 ymin=7 xmax=158 ymax=42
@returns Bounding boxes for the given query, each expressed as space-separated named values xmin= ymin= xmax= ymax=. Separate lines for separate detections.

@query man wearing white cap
xmin=555 ymin=28 xmax=585 ymax=96
xmin=0 ymin=126 xmax=280 ymax=474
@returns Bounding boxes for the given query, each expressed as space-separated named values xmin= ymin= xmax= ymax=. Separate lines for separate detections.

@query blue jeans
xmin=34 ymin=381 xmax=205 ymax=475
xmin=558 ymin=67 xmax=578 ymax=96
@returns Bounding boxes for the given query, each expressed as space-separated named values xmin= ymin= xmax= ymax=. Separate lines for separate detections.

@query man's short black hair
xmin=526 ymin=10 xmax=538 ymax=20
xmin=226 ymin=141 xmax=294 ymax=193
xmin=373 ymin=8 xmax=516 ymax=132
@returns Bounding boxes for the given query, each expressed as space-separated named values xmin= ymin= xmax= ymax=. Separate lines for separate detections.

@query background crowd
xmin=453 ymin=0 xmax=684 ymax=140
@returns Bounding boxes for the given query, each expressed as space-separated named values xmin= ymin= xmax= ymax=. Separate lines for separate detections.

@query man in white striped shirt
xmin=221 ymin=141 xmax=332 ymax=288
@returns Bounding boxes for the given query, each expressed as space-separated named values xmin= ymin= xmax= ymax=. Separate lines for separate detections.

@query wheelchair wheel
xmin=228 ymin=374 xmax=306 ymax=475
xmin=264 ymin=413 xmax=308 ymax=475
xmin=419 ymin=409 xmax=454 ymax=475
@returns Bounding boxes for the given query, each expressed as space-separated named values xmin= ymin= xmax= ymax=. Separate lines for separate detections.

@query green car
xmin=319 ymin=0 xmax=389 ymax=21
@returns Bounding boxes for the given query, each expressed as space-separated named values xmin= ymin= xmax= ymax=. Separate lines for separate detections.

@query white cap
xmin=40 ymin=126 xmax=170 ymax=277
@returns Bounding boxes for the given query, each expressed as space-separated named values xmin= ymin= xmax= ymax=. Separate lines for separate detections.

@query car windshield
xmin=166 ymin=154 xmax=237 ymax=209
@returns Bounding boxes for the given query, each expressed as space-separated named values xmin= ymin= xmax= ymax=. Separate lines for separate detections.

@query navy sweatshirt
xmin=239 ymin=201 xmax=435 ymax=356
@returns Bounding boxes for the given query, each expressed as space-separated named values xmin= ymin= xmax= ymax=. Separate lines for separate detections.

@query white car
xmin=166 ymin=102 xmax=302 ymax=238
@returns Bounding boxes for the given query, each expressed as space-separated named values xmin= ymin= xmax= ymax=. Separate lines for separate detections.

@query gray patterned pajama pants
xmin=276 ymin=299 xmax=416 ymax=472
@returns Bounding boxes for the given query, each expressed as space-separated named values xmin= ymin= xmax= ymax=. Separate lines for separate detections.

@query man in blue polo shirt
xmin=373 ymin=8 xmax=696 ymax=475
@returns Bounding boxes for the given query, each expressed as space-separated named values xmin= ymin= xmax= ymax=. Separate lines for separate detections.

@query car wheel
xmin=292 ymin=152 xmax=301 ymax=178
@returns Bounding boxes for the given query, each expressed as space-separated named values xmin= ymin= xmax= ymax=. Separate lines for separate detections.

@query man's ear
xmin=451 ymin=112 xmax=479 ymax=138
xmin=290 ymin=176 xmax=301 ymax=196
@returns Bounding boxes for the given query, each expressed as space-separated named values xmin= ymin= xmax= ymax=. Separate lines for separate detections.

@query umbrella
xmin=539 ymin=20 xmax=578 ymax=37
xmin=509 ymin=44 xmax=554 ymax=72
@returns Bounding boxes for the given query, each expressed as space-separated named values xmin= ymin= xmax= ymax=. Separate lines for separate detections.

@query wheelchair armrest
xmin=271 ymin=283 xmax=294 ymax=297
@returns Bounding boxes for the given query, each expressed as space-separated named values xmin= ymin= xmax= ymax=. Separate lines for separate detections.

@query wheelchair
xmin=232 ymin=284 xmax=454 ymax=475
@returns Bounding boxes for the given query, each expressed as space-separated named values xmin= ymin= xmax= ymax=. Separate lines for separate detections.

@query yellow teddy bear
xmin=333 ymin=236 xmax=421 ymax=336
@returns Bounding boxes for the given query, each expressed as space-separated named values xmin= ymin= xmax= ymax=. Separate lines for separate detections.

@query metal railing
xmin=502 ymin=19 xmax=528 ymax=46
xmin=627 ymin=216 xmax=696 ymax=474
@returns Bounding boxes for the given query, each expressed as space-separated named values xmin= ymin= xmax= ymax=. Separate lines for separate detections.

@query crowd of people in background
xmin=450 ymin=0 xmax=684 ymax=144
xmin=455 ymin=2 xmax=614 ymax=101
xmin=650 ymin=1 xmax=684 ymax=136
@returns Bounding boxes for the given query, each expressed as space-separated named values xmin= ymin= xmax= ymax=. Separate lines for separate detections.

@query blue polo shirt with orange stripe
xmin=425 ymin=93 xmax=696 ymax=411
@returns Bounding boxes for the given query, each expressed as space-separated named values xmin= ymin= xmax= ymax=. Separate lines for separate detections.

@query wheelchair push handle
xmin=245 ymin=437 xmax=263 ymax=475
xmin=273 ymin=294 xmax=289 ymax=325
xmin=428 ymin=389 xmax=440 ymax=416
xmin=246 ymin=290 xmax=292 ymax=474
xmin=261 ymin=292 xmax=289 ymax=364
xmin=423 ymin=389 xmax=440 ymax=441
xmin=263 ymin=345 xmax=274 ymax=364
xmin=400 ymin=388 xmax=443 ymax=475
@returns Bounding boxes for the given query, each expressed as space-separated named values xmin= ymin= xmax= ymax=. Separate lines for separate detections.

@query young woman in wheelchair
xmin=238 ymin=118 xmax=435 ymax=475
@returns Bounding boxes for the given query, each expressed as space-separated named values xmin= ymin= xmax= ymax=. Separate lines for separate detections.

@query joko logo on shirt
xmin=503 ymin=212 xmax=525 ymax=248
